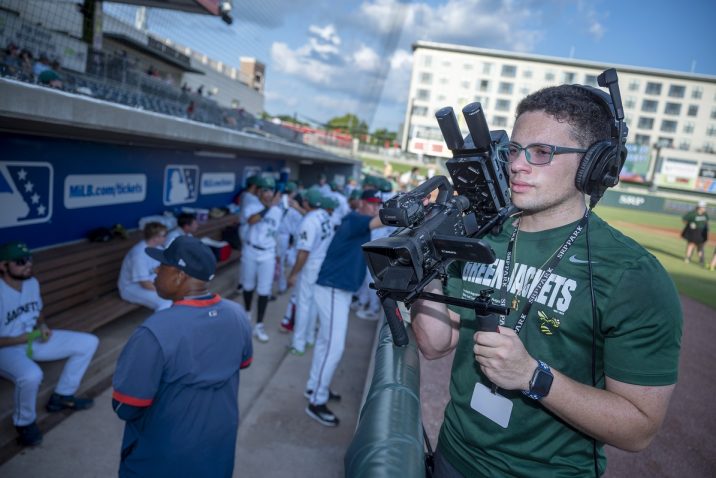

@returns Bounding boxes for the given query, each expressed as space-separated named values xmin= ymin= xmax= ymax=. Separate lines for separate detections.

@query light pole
xmin=648 ymin=140 xmax=669 ymax=192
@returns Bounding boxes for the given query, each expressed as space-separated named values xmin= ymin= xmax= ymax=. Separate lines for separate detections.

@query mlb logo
xmin=163 ymin=165 xmax=199 ymax=206
xmin=0 ymin=161 xmax=53 ymax=228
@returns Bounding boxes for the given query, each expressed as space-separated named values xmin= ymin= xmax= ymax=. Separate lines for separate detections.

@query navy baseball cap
xmin=146 ymin=236 xmax=216 ymax=282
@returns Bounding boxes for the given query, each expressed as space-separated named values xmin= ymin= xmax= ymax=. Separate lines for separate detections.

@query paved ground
xmin=419 ymin=294 xmax=716 ymax=477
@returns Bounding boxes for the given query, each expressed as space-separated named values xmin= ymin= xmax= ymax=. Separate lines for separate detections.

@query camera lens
xmin=390 ymin=248 xmax=412 ymax=267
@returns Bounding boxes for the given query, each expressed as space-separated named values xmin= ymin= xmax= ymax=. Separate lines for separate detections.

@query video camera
xmin=362 ymin=102 xmax=516 ymax=345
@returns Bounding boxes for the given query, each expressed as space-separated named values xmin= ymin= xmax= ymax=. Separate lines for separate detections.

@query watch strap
xmin=522 ymin=360 xmax=552 ymax=400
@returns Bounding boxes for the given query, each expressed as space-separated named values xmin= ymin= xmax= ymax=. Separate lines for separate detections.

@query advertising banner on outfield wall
xmin=0 ymin=133 xmax=283 ymax=249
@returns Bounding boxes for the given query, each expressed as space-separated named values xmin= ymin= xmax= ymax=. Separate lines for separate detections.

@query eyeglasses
xmin=13 ymin=257 xmax=32 ymax=266
xmin=504 ymin=142 xmax=588 ymax=166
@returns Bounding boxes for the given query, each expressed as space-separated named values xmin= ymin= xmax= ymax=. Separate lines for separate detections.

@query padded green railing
xmin=345 ymin=321 xmax=425 ymax=477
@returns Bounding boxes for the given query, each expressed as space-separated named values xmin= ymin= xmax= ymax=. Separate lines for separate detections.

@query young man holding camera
xmin=411 ymin=84 xmax=682 ymax=476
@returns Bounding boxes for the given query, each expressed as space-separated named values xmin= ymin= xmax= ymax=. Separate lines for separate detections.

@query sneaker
xmin=280 ymin=316 xmax=294 ymax=333
xmin=46 ymin=393 xmax=94 ymax=412
xmin=288 ymin=347 xmax=305 ymax=356
xmin=304 ymin=389 xmax=342 ymax=401
xmin=15 ymin=422 xmax=43 ymax=447
xmin=253 ymin=323 xmax=269 ymax=343
xmin=305 ymin=403 xmax=339 ymax=427
xmin=356 ymin=308 xmax=382 ymax=320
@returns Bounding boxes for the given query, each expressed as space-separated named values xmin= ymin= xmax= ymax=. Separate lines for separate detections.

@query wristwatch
xmin=522 ymin=360 xmax=553 ymax=400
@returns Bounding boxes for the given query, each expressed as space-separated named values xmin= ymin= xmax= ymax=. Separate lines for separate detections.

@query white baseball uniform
xmin=238 ymin=191 xmax=262 ymax=288
xmin=0 ymin=277 xmax=99 ymax=426
xmin=277 ymin=205 xmax=303 ymax=293
xmin=291 ymin=209 xmax=333 ymax=352
xmin=330 ymin=190 xmax=351 ymax=220
xmin=118 ymin=240 xmax=172 ymax=311
xmin=240 ymin=202 xmax=283 ymax=296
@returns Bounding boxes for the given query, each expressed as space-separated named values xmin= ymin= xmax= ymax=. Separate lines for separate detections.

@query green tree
xmin=372 ymin=128 xmax=397 ymax=145
xmin=326 ymin=114 xmax=369 ymax=137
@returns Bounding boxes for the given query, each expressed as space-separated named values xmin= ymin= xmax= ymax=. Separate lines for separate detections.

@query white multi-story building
xmin=402 ymin=41 xmax=716 ymax=194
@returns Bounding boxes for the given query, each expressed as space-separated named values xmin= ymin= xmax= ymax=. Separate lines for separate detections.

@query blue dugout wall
xmin=0 ymin=132 xmax=284 ymax=249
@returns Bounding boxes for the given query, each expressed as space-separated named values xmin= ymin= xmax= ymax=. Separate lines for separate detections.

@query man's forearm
xmin=541 ymin=371 xmax=675 ymax=452
xmin=410 ymin=280 xmax=459 ymax=359
xmin=289 ymin=250 xmax=310 ymax=277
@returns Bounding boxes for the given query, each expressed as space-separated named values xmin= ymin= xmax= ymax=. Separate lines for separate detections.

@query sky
xmin=106 ymin=0 xmax=716 ymax=132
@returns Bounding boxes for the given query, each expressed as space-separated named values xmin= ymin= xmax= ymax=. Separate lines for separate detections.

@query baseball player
xmin=240 ymin=176 xmax=283 ymax=343
xmin=276 ymin=182 xmax=305 ymax=295
xmin=287 ymin=189 xmax=334 ymax=355
xmin=165 ymin=212 xmax=198 ymax=247
xmin=118 ymin=222 xmax=172 ymax=311
xmin=112 ymin=236 xmax=252 ymax=477
xmin=237 ymin=175 xmax=261 ymax=292
xmin=329 ymin=182 xmax=351 ymax=220
xmin=304 ymin=190 xmax=384 ymax=426
xmin=0 ymin=241 xmax=98 ymax=447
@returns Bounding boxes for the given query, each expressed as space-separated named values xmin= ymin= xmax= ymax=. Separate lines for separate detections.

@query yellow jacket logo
xmin=537 ymin=310 xmax=561 ymax=335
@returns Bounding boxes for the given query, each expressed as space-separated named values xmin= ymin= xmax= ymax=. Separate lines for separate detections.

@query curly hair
xmin=515 ymin=85 xmax=612 ymax=149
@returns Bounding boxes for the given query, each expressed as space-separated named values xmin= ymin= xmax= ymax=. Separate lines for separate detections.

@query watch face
xmin=531 ymin=369 xmax=554 ymax=397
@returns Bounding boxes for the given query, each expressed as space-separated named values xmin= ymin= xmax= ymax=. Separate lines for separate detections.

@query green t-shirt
xmin=439 ymin=213 xmax=682 ymax=477
xmin=682 ymin=209 xmax=708 ymax=231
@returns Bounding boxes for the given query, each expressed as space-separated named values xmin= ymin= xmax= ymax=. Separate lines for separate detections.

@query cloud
xmin=577 ymin=1 xmax=608 ymax=40
xmin=309 ymin=24 xmax=341 ymax=45
xmin=270 ymin=42 xmax=336 ymax=84
xmin=353 ymin=45 xmax=381 ymax=72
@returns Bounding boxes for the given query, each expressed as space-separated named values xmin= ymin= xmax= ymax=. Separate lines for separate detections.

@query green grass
xmin=595 ymin=205 xmax=716 ymax=309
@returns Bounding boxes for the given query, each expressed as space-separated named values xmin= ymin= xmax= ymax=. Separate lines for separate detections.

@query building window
xmin=634 ymin=134 xmax=651 ymax=145
xmin=442 ymin=60 xmax=451 ymax=67
xmin=461 ymin=80 xmax=471 ymax=89
xmin=683 ymin=121 xmax=695 ymax=134
xmin=711 ymin=107 xmax=716 ymax=119
xmin=660 ymin=120 xmax=677 ymax=133
xmin=501 ymin=64 xmax=517 ymax=77
xmin=545 ymin=71 xmax=555 ymax=82
xmin=678 ymin=140 xmax=691 ymax=150
xmin=638 ymin=117 xmax=654 ymax=130
xmin=664 ymin=102 xmax=681 ymax=115
xmin=707 ymin=124 xmax=716 ymax=137
xmin=463 ymin=63 xmax=473 ymax=70
xmin=704 ymin=142 xmax=716 ymax=154
xmin=519 ymin=85 xmax=530 ymax=96
xmin=641 ymin=99 xmax=658 ymax=113
xmin=437 ymin=94 xmax=446 ymax=102
xmin=645 ymin=82 xmax=662 ymax=95
xmin=493 ymin=116 xmax=508 ymax=127
xmin=498 ymin=82 xmax=514 ymax=94
xmin=422 ymin=55 xmax=432 ymax=67
xmin=657 ymin=137 xmax=673 ymax=147
xmin=416 ymin=89 xmax=430 ymax=101
xmin=624 ymin=96 xmax=636 ymax=109
xmin=668 ymin=85 xmax=685 ymax=98
xmin=628 ymin=79 xmax=640 ymax=91
xmin=691 ymin=86 xmax=703 ymax=99
xmin=478 ymin=79 xmax=489 ymax=92
xmin=688 ymin=105 xmax=699 ymax=117
xmin=522 ymin=69 xmax=533 ymax=79
xmin=562 ymin=71 xmax=575 ymax=83
xmin=584 ymin=74 xmax=598 ymax=86
xmin=495 ymin=99 xmax=511 ymax=111
xmin=419 ymin=72 xmax=432 ymax=84
xmin=482 ymin=63 xmax=492 ymax=75
xmin=440 ymin=77 xmax=449 ymax=85
xmin=412 ymin=106 xmax=428 ymax=116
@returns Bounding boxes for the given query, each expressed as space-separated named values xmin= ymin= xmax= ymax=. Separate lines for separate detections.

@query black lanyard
xmin=499 ymin=209 xmax=590 ymax=335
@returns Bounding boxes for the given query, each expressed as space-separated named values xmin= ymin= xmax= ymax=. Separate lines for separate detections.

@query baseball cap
xmin=0 ymin=241 xmax=31 ymax=261
xmin=255 ymin=176 xmax=276 ymax=190
xmin=349 ymin=189 xmax=362 ymax=200
xmin=698 ymin=200 xmax=707 ymax=208
xmin=146 ymin=236 xmax=216 ymax=282
xmin=284 ymin=181 xmax=297 ymax=193
xmin=322 ymin=196 xmax=338 ymax=210
xmin=361 ymin=189 xmax=382 ymax=203
xmin=304 ymin=189 xmax=323 ymax=207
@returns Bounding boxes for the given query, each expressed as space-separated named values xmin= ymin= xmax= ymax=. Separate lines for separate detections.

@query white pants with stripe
xmin=306 ymin=285 xmax=351 ymax=405
xmin=277 ymin=233 xmax=297 ymax=293
xmin=0 ymin=330 xmax=99 ymax=426
xmin=119 ymin=283 xmax=172 ymax=311
xmin=291 ymin=262 xmax=321 ymax=352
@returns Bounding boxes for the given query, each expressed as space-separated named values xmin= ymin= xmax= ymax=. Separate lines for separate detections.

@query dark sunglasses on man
xmin=13 ymin=256 xmax=32 ymax=266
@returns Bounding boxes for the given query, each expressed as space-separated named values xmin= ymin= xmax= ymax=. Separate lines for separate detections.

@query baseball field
xmin=594 ymin=205 xmax=716 ymax=310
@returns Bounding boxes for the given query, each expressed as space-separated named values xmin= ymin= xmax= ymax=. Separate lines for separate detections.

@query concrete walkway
xmin=0 ymin=290 xmax=381 ymax=477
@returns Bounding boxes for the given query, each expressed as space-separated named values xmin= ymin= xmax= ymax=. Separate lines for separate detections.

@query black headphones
xmin=572 ymin=69 xmax=629 ymax=205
